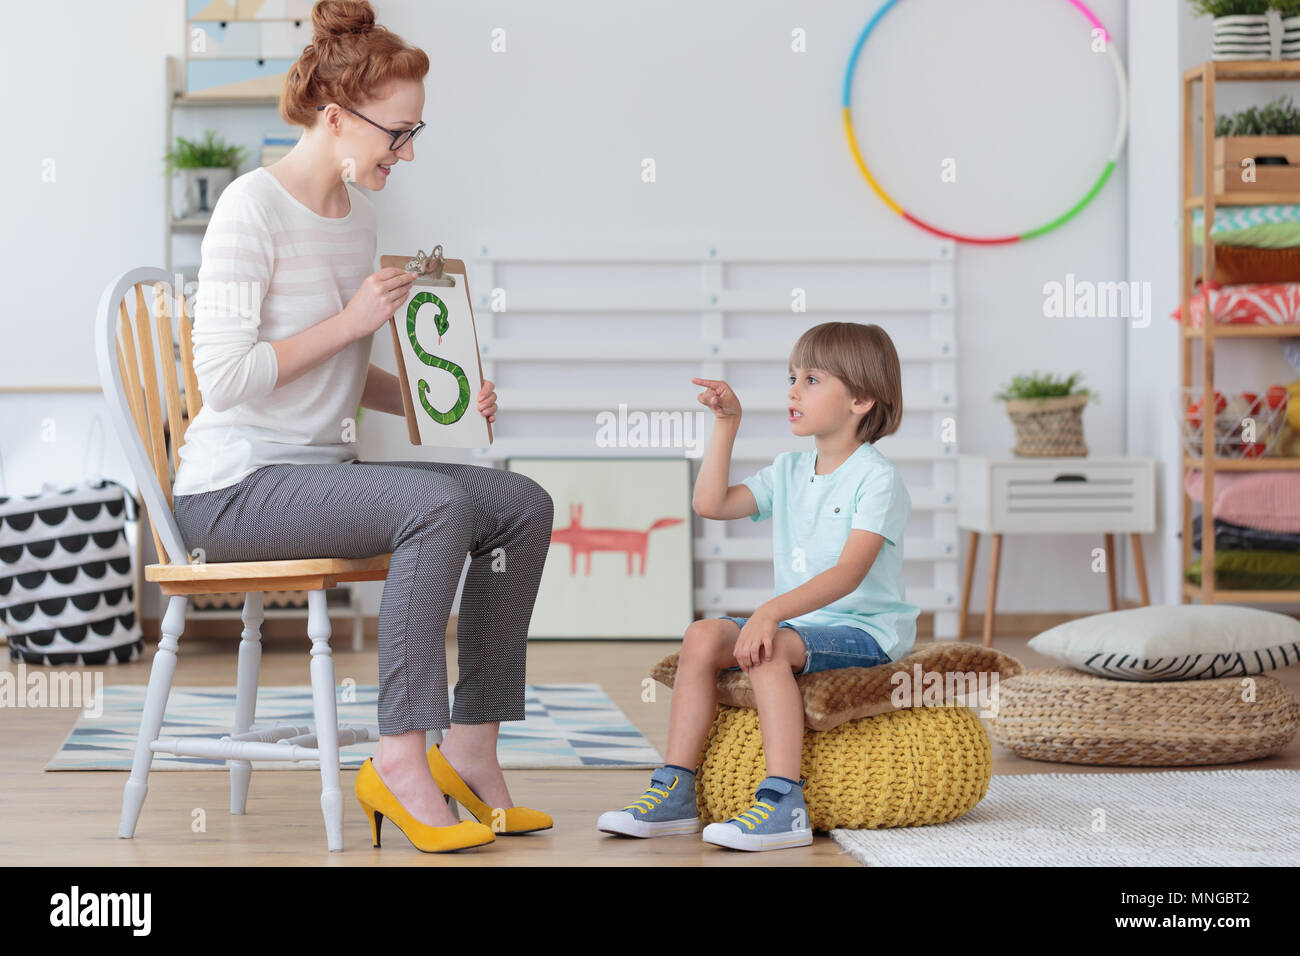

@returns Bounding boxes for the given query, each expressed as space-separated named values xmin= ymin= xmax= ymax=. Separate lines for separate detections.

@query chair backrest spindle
xmin=152 ymin=285 xmax=188 ymax=475
xmin=96 ymin=269 xmax=205 ymax=569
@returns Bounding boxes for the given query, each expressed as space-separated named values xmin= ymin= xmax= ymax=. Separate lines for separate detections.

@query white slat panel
xmin=471 ymin=437 xmax=955 ymax=462
xmin=475 ymin=237 xmax=952 ymax=262
xmin=471 ymin=238 xmax=960 ymax=638
xmin=472 ymin=289 xmax=947 ymax=313
xmin=497 ymin=386 xmax=956 ymax=412
xmin=701 ymin=587 xmax=952 ymax=616
xmin=478 ymin=339 xmax=956 ymax=362
xmin=465 ymin=439 xmax=946 ymax=463
xmin=695 ymin=537 xmax=955 ymax=562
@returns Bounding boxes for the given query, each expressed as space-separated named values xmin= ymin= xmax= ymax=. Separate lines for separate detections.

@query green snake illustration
xmin=406 ymin=291 xmax=470 ymax=425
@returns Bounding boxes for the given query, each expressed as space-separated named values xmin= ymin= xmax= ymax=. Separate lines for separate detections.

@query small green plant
xmin=163 ymin=130 xmax=247 ymax=176
xmin=1215 ymin=95 xmax=1300 ymax=136
xmin=1274 ymin=0 xmax=1300 ymax=15
xmin=1186 ymin=0 xmax=1272 ymax=16
xmin=996 ymin=371 xmax=1097 ymax=403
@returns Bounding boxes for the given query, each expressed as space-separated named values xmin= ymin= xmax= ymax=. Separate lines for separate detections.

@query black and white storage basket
xmin=0 ymin=477 xmax=142 ymax=665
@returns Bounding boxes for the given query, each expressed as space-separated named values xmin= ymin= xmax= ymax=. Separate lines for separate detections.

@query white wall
xmin=1 ymin=0 xmax=1137 ymax=625
xmin=1126 ymin=0 xmax=1181 ymax=609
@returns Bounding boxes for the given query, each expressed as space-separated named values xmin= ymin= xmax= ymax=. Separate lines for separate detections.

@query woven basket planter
xmin=696 ymin=703 xmax=992 ymax=831
xmin=988 ymin=667 xmax=1300 ymax=767
xmin=1004 ymin=393 xmax=1089 ymax=457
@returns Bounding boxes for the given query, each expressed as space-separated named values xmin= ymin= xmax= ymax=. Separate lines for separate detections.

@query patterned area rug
xmin=46 ymin=683 xmax=662 ymax=770
xmin=831 ymin=769 xmax=1300 ymax=866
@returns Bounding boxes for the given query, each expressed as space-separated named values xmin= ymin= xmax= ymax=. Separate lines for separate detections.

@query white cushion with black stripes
xmin=0 ymin=478 xmax=142 ymax=666
xmin=1029 ymin=604 xmax=1300 ymax=681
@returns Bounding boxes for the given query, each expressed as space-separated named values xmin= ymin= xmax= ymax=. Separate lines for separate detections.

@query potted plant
xmin=1188 ymin=0 xmax=1274 ymax=60
xmin=995 ymin=371 xmax=1097 ymax=458
xmin=1213 ymin=94 xmax=1300 ymax=193
xmin=163 ymin=130 xmax=247 ymax=219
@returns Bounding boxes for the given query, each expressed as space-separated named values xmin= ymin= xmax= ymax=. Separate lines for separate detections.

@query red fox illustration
xmin=550 ymin=503 xmax=683 ymax=575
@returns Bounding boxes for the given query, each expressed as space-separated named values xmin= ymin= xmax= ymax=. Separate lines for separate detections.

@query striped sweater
xmin=172 ymin=166 xmax=377 ymax=497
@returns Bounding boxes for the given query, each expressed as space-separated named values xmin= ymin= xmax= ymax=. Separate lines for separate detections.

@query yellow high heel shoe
xmin=427 ymin=743 xmax=553 ymax=835
xmin=355 ymin=757 xmax=496 ymax=852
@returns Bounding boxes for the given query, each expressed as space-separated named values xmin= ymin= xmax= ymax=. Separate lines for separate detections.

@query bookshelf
xmin=1180 ymin=59 xmax=1300 ymax=606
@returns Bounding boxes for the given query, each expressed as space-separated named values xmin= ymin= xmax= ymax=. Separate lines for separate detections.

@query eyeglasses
xmin=317 ymin=103 xmax=425 ymax=151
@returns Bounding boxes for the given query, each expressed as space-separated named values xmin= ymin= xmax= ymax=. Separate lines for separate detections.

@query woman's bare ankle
xmin=373 ymin=752 xmax=459 ymax=826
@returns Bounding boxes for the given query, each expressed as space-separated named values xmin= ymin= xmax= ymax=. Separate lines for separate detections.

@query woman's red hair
xmin=281 ymin=0 xmax=429 ymax=127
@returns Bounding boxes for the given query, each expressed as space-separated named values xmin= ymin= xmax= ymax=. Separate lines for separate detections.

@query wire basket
xmin=1175 ymin=388 xmax=1288 ymax=458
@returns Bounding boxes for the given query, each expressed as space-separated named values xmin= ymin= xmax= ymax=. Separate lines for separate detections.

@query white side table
xmin=957 ymin=455 xmax=1157 ymax=646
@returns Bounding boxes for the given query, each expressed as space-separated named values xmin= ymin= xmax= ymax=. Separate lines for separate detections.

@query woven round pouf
xmin=988 ymin=667 xmax=1300 ymax=766
xmin=696 ymin=704 xmax=992 ymax=831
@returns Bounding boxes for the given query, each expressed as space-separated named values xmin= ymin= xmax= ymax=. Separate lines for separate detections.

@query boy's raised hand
xmin=692 ymin=377 xmax=742 ymax=421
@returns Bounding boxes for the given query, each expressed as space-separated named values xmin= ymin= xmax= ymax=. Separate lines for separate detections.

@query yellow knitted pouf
xmin=697 ymin=704 xmax=993 ymax=831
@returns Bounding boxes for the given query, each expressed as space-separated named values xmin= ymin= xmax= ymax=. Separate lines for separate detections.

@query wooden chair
xmin=94 ymin=267 xmax=441 ymax=852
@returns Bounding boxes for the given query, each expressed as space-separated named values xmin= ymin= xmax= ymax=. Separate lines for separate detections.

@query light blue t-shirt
xmin=741 ymin=441 xmax=919 ymax=661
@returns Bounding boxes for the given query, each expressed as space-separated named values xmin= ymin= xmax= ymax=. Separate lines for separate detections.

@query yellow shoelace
xmin=624 ymin=776 xmax=679 ymax=815
xmin=728 ymin=799 xmax=776 ymax=831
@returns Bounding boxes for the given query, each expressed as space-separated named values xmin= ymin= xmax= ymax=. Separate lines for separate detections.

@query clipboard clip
xmin=405 ymin=244 xmax=456 ymax=286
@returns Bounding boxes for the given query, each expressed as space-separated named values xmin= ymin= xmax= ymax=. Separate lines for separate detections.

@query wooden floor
xmin=2 ymin=626 xmax=1297 ymax=867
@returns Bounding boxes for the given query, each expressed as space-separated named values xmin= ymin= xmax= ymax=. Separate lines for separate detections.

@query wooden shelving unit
xmin=1180 ymin=59 xmax=1300 ymax=605
xmin=163 ymin=54 xmax=280 ymax=280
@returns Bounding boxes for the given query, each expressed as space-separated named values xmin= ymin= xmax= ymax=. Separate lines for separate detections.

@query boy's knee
xmin=681 ymin=619 xmax=731 ymax=663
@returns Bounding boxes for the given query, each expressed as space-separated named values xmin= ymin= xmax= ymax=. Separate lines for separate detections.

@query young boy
xmin=597 ymin=321 xmax=920 ymax=851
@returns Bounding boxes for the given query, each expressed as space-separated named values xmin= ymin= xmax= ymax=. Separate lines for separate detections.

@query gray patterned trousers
xmin=173 ymin=460 xmax=555 ymax=735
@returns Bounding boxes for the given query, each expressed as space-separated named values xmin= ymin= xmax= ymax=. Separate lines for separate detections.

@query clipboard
xmin=379 ymin=245 xmax=493 ymax=448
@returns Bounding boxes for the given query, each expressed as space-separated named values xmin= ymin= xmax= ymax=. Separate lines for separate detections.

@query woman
xmin=172 ymin=0 xmax=554 ymax=853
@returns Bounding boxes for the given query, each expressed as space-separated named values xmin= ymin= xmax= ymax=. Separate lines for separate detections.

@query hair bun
xmin=312 ymin=0 xmax=375 ymax=41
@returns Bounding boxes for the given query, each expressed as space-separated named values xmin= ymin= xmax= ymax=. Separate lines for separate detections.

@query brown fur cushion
xmin=649 ymin=642 xmax=1024 ymax=731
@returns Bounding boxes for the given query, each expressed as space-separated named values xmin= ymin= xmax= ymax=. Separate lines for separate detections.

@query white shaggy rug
xmin=830 ymin=769 xmax=1300 ymax=866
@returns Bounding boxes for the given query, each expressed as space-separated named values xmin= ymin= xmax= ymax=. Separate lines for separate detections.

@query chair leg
xmin=1104 ymin=533 xmax=1118 ymax=611
xmin=983 ymin=533 xmax=1002 ymax=648
xmin=119 ymin=593 xmax=186 ymax=839
xmin=957 ymin=530 xmax=979 ymax=641
xmin=308 ymin=589 xmax=344 ymax=852
xmin=1131 ymin=533 xmax=1151 ymax=606
xmin=230 ymin=591 xmax=264 ymax=815
xmin=351 ymin=586 xmax=364 ymax=652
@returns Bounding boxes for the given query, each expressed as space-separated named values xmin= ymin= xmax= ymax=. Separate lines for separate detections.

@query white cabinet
xmin=959 ymin=456 xmax=1156 ymax=534
xmin=956 ymin=455 xmax=1157 ymax=646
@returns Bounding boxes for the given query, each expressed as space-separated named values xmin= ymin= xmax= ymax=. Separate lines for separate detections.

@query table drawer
xmin=989 ymin=462 xmax=1155 ymax=533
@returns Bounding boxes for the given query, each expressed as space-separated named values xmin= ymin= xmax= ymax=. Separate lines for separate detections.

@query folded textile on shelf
xmin=1184 ymin=468 xmax=1300 ymax=533
xmin=1192 ymin=513 xmax=1300 ymax=552
xmin=1185 ymin=548 xmax=1300 ymax=590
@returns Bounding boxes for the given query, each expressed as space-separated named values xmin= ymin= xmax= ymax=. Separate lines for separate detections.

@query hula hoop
xmin=841 ymin=0 xmax=1129 ymax=245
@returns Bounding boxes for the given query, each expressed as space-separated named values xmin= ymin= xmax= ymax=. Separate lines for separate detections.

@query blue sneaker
xmin=701 ymin=775 xmax=813 ymax=851
xmin=597 ymin=765 xmax=701 ymax=837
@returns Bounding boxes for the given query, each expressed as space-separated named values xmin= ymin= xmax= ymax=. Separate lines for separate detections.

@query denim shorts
xmin=715 ymin=615 xmax=892 ymax=675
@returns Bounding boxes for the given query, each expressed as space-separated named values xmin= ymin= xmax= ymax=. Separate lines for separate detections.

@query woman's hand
xmin=692 ymin=377 xmax=742 ymax=422
xmin=734 ymin=613 xmax=780 ymax=671
xmin=344 ymin=267 xmax=417 ymax=338
xmin=478 ymin=379 xmax=497 ymax=423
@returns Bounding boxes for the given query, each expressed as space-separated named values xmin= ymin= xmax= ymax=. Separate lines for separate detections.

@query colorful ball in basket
xmin=842 ymin=0 xmax=1129 ymax=245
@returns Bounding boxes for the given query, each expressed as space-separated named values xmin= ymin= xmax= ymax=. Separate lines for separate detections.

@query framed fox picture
xmin=505 ymin=457 xmax=694 ymax=639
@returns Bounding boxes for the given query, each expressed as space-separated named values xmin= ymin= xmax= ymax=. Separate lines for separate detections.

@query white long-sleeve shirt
xmin=172 ymin=166 xmax=378 ymax=497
